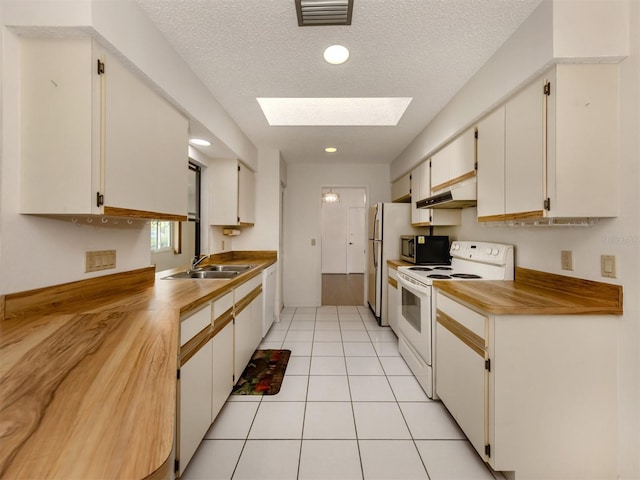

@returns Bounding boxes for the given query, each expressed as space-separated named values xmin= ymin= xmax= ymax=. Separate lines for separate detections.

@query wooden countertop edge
xmin=434 ymin=267 xmax=623 ymax=316
xmin=387 ymin=259 xmax=414 ymax=269
xmin=0 ymin=252 xmax=277 ymax=480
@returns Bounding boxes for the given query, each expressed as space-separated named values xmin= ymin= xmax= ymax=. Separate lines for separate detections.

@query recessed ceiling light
xmin=323 ymin=45 xmax=349 ymax=65
xmin=325 ymin=147 xmax=338 ymax=153
xmin=190 ymin=138 xmax=211 ymax=147
xmin=257 ymin=97 xmax=413 ymax=126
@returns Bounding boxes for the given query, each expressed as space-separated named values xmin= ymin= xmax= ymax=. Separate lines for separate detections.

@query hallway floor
xmin=181 ymin=306 xmax=501 ymax=480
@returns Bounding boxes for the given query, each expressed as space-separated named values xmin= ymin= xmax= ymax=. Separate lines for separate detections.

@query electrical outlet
xmin=561 ymin=250 xmax=573 ymax=271
xmin=601 ymin=255 xmax=616 ymax=278
xmin=86 ymin=250 xmax=116 ymax=272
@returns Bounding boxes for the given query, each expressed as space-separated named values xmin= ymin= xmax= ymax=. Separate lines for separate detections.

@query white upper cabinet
xmin=504 ymin=77 xmax=545 ymax=217
xmin=477 ymin=64 xmax=618 ymax=223
xmin=430 ymin=129 xmax=476 ymax=193
xmin=20 ymin=37 xmax=189 ymax=220
xmin=476 ymin=107 xmax=506 ymax=220
xmin=410 ymin=160 xmax=461 ymax=227
xmin=210 ymin=159 xmax=255 ymax=226
xmin=410 ymin=161 xmax=430 ymax=226
xmin=391 ymin=172 xmax=411 ymax=203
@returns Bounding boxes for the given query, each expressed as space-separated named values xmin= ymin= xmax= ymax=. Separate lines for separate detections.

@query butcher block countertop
xmin=434 ymin=267 xmax=623 ymax=316
xmin=0 ymin=251 xmax=276 ymax=480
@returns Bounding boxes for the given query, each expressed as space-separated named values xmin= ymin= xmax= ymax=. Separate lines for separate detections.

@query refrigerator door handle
xmin=372 ymin=241 xmax=378 ymax=269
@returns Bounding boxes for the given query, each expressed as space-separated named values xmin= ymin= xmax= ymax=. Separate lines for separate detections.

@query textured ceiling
xmin=135 ymin=0 xmax=543 ymax=164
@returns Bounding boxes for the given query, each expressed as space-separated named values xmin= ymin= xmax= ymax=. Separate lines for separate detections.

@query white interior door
xmin=347 ymin=206 xmax=365 ymax=273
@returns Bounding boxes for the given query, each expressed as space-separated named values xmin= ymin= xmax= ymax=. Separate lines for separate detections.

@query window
xmin=150 ymin=220 xmax=173 ymax=252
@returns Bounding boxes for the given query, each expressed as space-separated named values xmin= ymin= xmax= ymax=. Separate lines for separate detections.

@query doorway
xmin=320 ymin=187 xmax=366 ymax=305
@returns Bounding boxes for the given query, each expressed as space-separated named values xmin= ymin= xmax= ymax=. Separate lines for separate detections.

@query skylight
xmin=256 ymin=97 xmax=413 ymax=126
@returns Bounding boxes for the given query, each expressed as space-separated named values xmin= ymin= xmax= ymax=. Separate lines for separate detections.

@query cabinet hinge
xmin=177 ymin=369 xmax=180 ymax=380
xmin=474 ymin=161 xmax=478 ymax=170
xmin=485 ymin=359 xmax=491 ymax=372
xmin=238 ymin=164 xmax=241 ymax=172
xmin=233 ymin=374 xmax=235 ymax=383
xmin=543 ymin=81 xmax=551 ymax=96
xmin=97 ymin=59 xmax=105 ymax=75
xmin=474 ymin=130 xmax=479 ymax=139
xmin=174 ymin=459 xmax=179 ymax=473
xmin=96 ymin=192 xmax=104 ymax=207
xmin=485 ymin=444 xmax=491 ymax=458
xmin=544 ymin=198 xmax=551 ymax=211
xmin=237 ymin=216 xmax=240 ymax=223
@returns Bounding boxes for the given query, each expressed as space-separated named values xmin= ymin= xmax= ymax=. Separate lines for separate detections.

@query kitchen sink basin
xmin=195 ymin=264 xmax=253 ymax=272
xmin=163 ymin=270 xmax=240 ymax=280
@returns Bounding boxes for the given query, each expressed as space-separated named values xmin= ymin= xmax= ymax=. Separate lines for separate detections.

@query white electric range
xmin=396 ymin=241 xmax=514 ymax=398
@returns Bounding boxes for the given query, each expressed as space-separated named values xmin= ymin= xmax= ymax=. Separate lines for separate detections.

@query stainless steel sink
xmin=163 ymin=270 xmax=240 ymax=280
xmin=195 ymin=264 xmax=254 ymax=272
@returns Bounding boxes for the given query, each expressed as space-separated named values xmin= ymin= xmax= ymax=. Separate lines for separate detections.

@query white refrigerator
xmin=367 ymin=203 xmax=416 ymax=325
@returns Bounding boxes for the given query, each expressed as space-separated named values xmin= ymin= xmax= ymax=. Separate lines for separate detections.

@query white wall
xmin=283 ymin=163 xmax=389 ymax=307
xmin=394 ymin=2 xmax=638 ymax=477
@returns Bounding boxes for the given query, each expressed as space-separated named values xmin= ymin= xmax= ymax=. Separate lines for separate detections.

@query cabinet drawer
xmin=181 ymin=304 xmax=211 ymax=346
xmin=235 ymin=275 xmax=261 ymax=301
xmin=436 ymin=292 xmax=487 ymax=339
xmin=212 ymin=291 xmax=233 ymax=321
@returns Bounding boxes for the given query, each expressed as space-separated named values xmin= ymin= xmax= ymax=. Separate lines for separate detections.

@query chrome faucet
xmin=190 ymin=254 xmax=210 ymax=271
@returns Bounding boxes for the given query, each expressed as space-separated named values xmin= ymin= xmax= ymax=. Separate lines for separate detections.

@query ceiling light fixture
xmin=325 ymin=147 xmax=338 ymax=153
xmin=322 ymin=189 xmax=340 ymax=203
xmin=323 ymin=45 xmax=349 ymax=64
xmin=189 ymin=138 xmax=211 ymax=147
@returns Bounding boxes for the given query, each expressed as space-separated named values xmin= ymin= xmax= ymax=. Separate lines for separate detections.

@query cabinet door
xmin=391 ymin=173 xmax=411 ymax=202
xmin=238 ymin=163 xmax=255 ymax=225
xmin=410 ymin=161 xmax=430 ymax=226
xmin=251 ymin=291 xmax=264 ymax=347
xmin=435 ymin=322 xmax=486 ymax=459
xmin=449 ymin=129 xmax=476 ymax=181
xmin=103 ymin=47 xmax=188 ymax=219
xmin=20 ymin=37 xmax=96 ymax=214
xmin=430 ymin=150 xmax=449 ymax=192
xmin=212 ymin=322 xmax=234 ymax=421
xmin=505 ymin=78 xmax=545 ymax=217
xmin=387 ymin=273 xmax=398 ymax=334
xmin=179 ymin=340 xmax=213 ymax=476
xmin=234 ymin=306 xmax=254 ymax=380
xmin=477 ymin=106 xmax=506 ymax=221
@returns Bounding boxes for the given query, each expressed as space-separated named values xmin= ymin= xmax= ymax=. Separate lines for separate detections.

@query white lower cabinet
xmin=179 ymin=338 xmax=213 ymax=475
xmin=178 ymin=303 xmax=214 ymax=476
xmin=387 ymin=267 xmax=399 ymax=334
xmin=435 ymin=291 xmax=618 ymax=480
xmin=211 ymin=321 xmax=234 ymax=420
xmin=234 ymin=275 xmax=263 ymax=380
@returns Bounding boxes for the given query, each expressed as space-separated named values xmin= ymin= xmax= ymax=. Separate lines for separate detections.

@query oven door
xmin=397 ymin=273 xmax=432 ymax=365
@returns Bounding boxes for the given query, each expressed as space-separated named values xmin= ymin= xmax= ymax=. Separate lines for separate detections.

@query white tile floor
xmin=182 ymin=306 xmax=501 ymax=480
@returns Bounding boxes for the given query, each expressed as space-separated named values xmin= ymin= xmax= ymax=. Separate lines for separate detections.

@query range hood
xmin=416 ymin=178 xmax=477 ymax=209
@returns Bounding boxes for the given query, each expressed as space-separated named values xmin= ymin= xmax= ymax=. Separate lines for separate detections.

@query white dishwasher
xmin=261 ymin=263 xmax=278 ymax=337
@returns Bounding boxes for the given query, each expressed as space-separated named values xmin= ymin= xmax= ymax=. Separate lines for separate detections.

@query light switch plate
xmin=86 ymin=250 xmax=116 ymax=272
xmin=561 ymin=250 xmax=573 ymax=271
xmin=601 ymin=255 xmax=616 ymax=278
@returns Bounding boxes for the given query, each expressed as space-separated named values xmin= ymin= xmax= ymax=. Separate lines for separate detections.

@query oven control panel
xmin=450 ymin=241 xmax=513 ymax=265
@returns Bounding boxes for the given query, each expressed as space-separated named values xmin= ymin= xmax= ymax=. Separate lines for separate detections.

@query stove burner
xmin=409 ymin=267 xmax=433 ymax=271
xmin=434 ymin=266 xmax=452 ymax=270
xmin=451 ymin=273 xmax=483 ymax=279
xmin=427 ymin=274 xmax=452 ymax=279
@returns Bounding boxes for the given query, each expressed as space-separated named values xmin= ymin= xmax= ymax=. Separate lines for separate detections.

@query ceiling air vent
xmin=296 ymin=0 xmax=353 ymax=26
